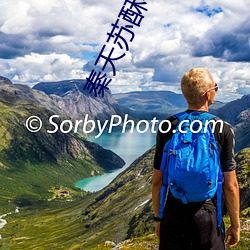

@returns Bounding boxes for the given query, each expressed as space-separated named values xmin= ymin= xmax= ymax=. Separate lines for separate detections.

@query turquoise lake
xmin=75 ymin=129 xmax=156 ymax=192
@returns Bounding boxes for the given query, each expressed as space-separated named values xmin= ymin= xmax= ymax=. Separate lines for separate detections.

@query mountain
xmin=114 ymin=91 xmax=186 ymax=119
xmin=0 ymin=77 xmax=248 ymax=249
xmin=114 ymin=91 xmax=225 ymax=120
xmin=234 ymin=108 xmax=250 ymax=152
xmin=209 ymin=100 xmax=225 ymax=110
xmin=0 ymin=79 xmax=125 ymax=212
xmin=213 ymin=94 xmax=250 ymax=125
xmin=212 ymin=94 xmax=250 ymax=152
xmin=0 ymin=75 xmax=12 ymax=85
xmin=33 ymin=79 xmax=123 ymax=122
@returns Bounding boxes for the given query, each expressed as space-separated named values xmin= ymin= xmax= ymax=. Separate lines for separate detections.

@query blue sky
xmin=0 ymin=0 xmax=249 ymax=102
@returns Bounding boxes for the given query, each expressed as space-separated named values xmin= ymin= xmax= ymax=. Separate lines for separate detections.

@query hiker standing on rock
xmin=152 ymin=68 xmax=240 ymax=249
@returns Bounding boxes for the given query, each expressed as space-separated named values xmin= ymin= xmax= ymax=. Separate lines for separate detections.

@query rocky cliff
xmin=235 ymin=148 xmax=250 ymax=215
xmin=213 ymin=94 xmax=250 ymax=125
xmin=33 ymin=79 xmax=124 ymax=122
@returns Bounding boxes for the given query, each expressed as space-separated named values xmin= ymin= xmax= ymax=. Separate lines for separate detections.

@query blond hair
xmin=181 ymin=68 xmax=214 ymax=104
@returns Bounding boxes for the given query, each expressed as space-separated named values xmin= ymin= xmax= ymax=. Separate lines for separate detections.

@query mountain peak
xmin=0 ymin=76 xmax=12 ymax=85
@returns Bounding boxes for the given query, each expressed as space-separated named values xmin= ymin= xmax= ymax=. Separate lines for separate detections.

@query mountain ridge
xmin=0 ymin=75 xmax=12 ymax=85
xmin=33 ymin=79 xmax=124 ymax=123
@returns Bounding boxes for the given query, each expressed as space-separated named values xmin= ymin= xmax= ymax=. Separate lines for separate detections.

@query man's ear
xmin=204 ymin=92 xmax=209 ymax=100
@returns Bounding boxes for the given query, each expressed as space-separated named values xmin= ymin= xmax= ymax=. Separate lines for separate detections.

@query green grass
xmin=0 ymin=156 xmax=101 ymax=213
xmin=0 ymin=198 xmax=88 ymax=250
xmin=0 ymin=93 xmax=106 ymax=214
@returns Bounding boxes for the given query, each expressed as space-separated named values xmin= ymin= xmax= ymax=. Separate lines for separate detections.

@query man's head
xmin=181 ymin=68 xmax=217 ymax=106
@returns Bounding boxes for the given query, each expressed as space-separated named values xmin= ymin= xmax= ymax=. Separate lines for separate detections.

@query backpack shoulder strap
xmin=173 ymin=111 xmax=189 ymax=121
xmin=201 ymin=112 xmax=223 ymax=230
xmin=201 ymin=112 xmax=217 ymax=120
xmin=174 ymin=111 xmax=217 ymax=121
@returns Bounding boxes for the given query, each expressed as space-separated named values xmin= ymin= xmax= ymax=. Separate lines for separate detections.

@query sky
xmin=0 ymin=0 xmax=249 ymax=102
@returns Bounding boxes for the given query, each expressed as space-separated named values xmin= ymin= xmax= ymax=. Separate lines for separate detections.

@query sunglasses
xmin=203 ymin=83 xmax=218 ymax=95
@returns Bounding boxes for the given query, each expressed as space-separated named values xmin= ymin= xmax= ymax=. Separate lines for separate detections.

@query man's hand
xmin=225 ymin=225 xmax=240 ymax=248
xmin=152 ymin=169 xmax=163 ymax=240
xmin=155 ymin=221 xmax=161 ymax=239
xmin=223 ymin=171 xmax=240 ymax=248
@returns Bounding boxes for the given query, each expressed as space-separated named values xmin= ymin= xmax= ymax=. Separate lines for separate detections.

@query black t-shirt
xmin=153 ymin=110 xmax=237 ymax=172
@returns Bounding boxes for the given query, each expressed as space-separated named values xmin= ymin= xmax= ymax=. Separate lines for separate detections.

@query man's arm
xmin=152 ymin=169 xmax=163 ymax=238
xmin=223 ymin=170 xmax=240 ymax=248
xmin=152 ymin=117 xmax=176 ymax=239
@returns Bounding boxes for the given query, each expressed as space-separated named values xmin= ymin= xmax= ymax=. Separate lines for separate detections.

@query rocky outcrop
xmin=235 ymin=148 xmax=250 ymax=214
xmin=83 ymin=140 xmax=125 ymax=171
xmin=234 ymin=109 xmax=250 ymax=152
xmin=33 ymin=79 xmax=123 ymax=122
xmin=0 ymin=76 xmax=12 ymax=85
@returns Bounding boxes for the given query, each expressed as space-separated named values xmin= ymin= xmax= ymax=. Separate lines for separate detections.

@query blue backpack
xmin=158 ymin=111 xmax=223 ymax=228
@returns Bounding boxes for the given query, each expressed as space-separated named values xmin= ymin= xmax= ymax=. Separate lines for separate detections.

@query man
xmin=152 ymin=68 xmax=240 ymax=249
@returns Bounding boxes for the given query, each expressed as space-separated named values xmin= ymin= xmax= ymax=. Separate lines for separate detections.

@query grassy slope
xmin=0 ymin=199 xmax=88 ymax=250
xmin=1 ymin=148 xmax=249 ymax=249
xmin=0 ymin=88 xmax=109 ymax=213
xmin=89 ymin=219 xmax=250 ymax=250
xmin=1 ymin=203 xmax=249 ymax=250
xmin=0 ymin=149 xmax=154 ymax=249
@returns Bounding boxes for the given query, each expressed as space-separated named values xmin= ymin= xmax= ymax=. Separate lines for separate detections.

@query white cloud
xmin=0 ymin=53 xmax=88 ymax=86
xmin=0 ymin=0 xmax=249 ymax=101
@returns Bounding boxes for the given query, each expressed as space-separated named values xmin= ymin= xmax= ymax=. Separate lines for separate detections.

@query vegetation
xmin=0 ymin=82 xmax=249 ymax=249
xmin=0 ymin=84 xmax=123 ymax=214
xmin=1 ymin=147 xmax=249 ymax=249
xmin=1 ymin=208 xmax=249 ymax=250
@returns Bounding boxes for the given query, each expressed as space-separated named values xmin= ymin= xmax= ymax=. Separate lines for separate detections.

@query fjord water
xmin=75 ymin=129 xmax=156 ymax=192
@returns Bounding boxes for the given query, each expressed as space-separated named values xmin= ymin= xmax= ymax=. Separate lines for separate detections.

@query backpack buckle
xmin=169 ymin=149 xmax=176 ymax=155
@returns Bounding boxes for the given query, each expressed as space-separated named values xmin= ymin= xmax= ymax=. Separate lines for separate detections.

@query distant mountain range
xmin=114 ymin=91 xmax=186 ymax=119
xmin=18 ymin=78 xmax=250 ymax=152
xmin=114 ymin=90 xmax=225 ymax=119
xmin=33 ymin=81 xmax=225 ymax=122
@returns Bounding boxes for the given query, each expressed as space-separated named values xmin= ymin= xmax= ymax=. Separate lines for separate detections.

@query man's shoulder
xmin=160 ymin=115 xmax=179 ymax=131
xmin=211 ymin=116 xmax=234 ymax=133
xmin=160 ymin=111 xmax=234 ymax=135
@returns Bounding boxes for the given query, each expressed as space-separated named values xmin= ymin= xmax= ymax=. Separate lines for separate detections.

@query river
xmin=75 ymin=129 xmax=156 ymax=192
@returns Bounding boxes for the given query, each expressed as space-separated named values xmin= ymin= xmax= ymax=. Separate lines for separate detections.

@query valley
xmin=0 ymin=76 xmax=249 ymax=249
